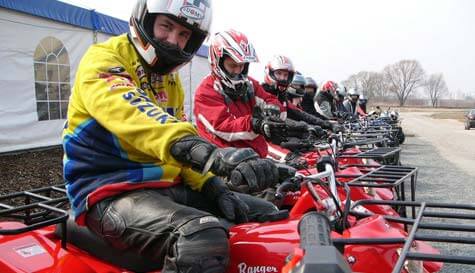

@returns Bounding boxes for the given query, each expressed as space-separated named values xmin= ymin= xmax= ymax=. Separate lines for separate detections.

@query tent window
xmin=34 ymin=37 xmax=71 ymax=121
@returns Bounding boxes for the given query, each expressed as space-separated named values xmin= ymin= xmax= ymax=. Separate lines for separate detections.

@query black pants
xmin=85 ymin=184 xmax=278 ymax=273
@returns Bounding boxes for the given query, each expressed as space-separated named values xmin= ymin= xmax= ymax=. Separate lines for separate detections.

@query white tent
xmin=0 ymin=0 xmax=209 ymax=153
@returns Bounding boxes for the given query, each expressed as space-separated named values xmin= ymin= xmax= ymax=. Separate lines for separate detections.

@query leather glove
xmin=285 ymin=120 xmax=308 ymax=138
xmin=261 ymin=104 xmax=282 ymax=119
xmin=170 ymin=136 xmax=280 ymax=192
xmin=252 ymin=117 xmax=287 ymax=145
xmin=229 ymin=158 xmax=280 ymax=193
xmin=331 ymin=123 xmax=344 ymax=133
xmin=308 ymin=125 xmax=326 ymax=139
xmin=202 ymin=177 xmax=249 ymax=223
xmin=320 ymin=120 xmax=333 ymax=130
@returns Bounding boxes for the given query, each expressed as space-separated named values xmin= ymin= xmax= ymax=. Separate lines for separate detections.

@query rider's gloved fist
xmin=252 ymin=118 xmax=287 ymax=145
xmin=261 ymin=104 xmax=282 ymax=119
xmin=229 ymin=158 xmax=280 ymax=193
xmin=202 ymin=177 xmax=249 ymax=223
xmin=320 ymin=120 xmax=333 ymax=130
xmin=308 ymin=125 xmax=326 ymax=138
xmin=331 ymin=123 xmax=344 ymax=133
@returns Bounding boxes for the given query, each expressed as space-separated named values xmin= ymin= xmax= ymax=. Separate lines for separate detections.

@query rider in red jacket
xmin=194 ymin=30 xmax=286 ymax=158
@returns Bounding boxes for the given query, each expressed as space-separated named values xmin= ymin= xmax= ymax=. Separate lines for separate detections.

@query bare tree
xmin=341 ymin=73 xmax=360 ymax=91
xmin=372 ymin=72 xmax=391 ymax=98
xmin=424 ymin=73 xmax=448 ymax=107
xmin=343 ymin=71 xmax=390 ymax=99
xmin=383 ymin=60 xmax=425 ymax=106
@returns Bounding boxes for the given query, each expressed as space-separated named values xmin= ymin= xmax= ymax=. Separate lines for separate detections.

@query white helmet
xmin=336 ymin=83 xmax=347 ymax=97
xmin=348 ymin=88 xmax=360 ymax=97
xmin=129 ymin=0 xmax=212 ymax=74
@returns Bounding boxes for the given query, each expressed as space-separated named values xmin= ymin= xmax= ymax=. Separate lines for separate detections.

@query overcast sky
xmin=61 ymin=0 xmax=475 ymax=97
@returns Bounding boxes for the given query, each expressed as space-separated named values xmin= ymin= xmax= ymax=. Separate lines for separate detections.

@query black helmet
xmin=129 ymin=0 xmax=212 ymax=74
xmin=290 ymin=73 xmax=306 ymax=90
xmin=287 ymin=86 xmax=305 ymax=98
xmin=287 ymin=73 xmax=305 ymax=98
xmin=304 ymin=76 xmax=318 ymax=90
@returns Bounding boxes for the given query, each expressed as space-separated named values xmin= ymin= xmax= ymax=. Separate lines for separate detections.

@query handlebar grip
xmin=298 ymin=211 xmax=332 ymax=249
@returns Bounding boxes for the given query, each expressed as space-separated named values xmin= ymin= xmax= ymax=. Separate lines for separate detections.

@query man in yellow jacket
xmin=63 ymin=0 xmax=280 ymax=272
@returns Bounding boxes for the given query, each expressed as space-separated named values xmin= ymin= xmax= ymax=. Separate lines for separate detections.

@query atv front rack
xmin=336 ymin=165 xmax=417 ymax=211
xmin=338 ymin=146 xmax=401 ymax=165
xmin=0 ymin=184 xmax=69 ymax=247
xmin=340 ymin=199 xmax=475 ymax=272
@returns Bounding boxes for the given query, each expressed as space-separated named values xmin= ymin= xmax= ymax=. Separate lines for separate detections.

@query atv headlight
xmin=396 ymin=246 xmax=423 ymax=273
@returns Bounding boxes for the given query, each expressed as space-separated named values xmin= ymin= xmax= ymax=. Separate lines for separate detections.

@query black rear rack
xmin=341 ymin=199 xmax=475 ymax=272
xmin=339 ymin=146 xmax=401 ymax=165
xmin=0 ymin=184 xmax=69 ymax=247
xmin=336 ymin=165 xmax=418 ymax=212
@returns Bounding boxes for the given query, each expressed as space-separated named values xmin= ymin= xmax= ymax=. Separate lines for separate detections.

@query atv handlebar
xmin=283 ymin=212 xmax=352 ymax=273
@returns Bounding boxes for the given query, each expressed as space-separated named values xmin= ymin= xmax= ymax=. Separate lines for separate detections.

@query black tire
xmin=465 ymin=122 xmax=470 ymax=130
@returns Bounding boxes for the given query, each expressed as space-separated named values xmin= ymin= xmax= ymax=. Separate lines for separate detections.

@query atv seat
xmin=55 ymin=212 xmax=161 ymax=273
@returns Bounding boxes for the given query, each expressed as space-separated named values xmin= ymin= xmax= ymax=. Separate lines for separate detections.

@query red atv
xmin=267 ymin=137 xmax=415 ymax=220
xmin=0 ymin=161 xmax=451 ymax=273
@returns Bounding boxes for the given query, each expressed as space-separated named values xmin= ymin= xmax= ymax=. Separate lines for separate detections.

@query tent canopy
xmin=0 ymin=0 xmax=208 ymax=57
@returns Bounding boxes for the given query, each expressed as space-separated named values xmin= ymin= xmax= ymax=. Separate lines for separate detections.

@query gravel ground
xmin=401 ymin=132 xmax=475 ymax=272
xmin=0 ymin=146 xmax=63 ymax=195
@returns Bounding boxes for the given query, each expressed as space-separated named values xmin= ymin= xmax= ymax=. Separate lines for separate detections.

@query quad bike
xmin=0 ymin=161 xmax=444 ymax=273
xmin=368 ymin=108 xmax=406 ymax=145
xmin=267 ymin=135 xmax=413 ymax=211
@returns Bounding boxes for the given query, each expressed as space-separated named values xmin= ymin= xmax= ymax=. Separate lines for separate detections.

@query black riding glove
xmin=261 ymin=104 xmax=281 ymax=119
xmin=202 ymin=177 xmax=249 ymax=223
xmin=229 ymin=158 xmax=280 ymax=193
xmin=285 ymin=119 xmax=308 ymax=138
xmin=252 ymin=117 xmax=287 ymax=145
xmin=331 ymin=123 xmax=344 ymax=133
xmin=308 ymin=125 xmax=326 ymax=139
xmin=320 ymin=120 xmax=333 ymax=130
xmin=170 ymin=136 xmax=280 ymax=193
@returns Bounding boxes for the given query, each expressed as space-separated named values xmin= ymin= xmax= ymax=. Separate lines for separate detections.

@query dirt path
xmin=400 ymin=112 xmax=475 ymax=177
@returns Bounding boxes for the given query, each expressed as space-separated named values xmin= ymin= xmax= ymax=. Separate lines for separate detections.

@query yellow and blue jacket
xmin=63 ymin=34 xmax=213 ymax=225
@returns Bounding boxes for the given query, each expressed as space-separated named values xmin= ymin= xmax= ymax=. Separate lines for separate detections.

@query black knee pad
xmin=164 ymin=215 xmax=229 ymax=273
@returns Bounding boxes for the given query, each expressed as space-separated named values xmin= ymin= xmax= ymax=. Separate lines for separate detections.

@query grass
xmin=429 ymin=110 xmax=467 ymax=122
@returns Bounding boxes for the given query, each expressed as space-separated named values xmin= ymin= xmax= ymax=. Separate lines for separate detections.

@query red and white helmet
xmin=209 ymin=29 xmax=258 ymax=98
xmin=264 ymin=55 xmax=296 ymax=92
xmin=129 ymin=0 xmax=212 ymax=75
xmin=320 ymin=80 xmax=337 ymax=93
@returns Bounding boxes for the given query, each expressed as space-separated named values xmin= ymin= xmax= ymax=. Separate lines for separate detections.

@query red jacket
xmin=194 ymin=75 xmax=284 ymax=158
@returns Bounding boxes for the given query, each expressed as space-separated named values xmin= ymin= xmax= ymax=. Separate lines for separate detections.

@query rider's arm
xmin=318 ymin=101 xmax=335 ymax=119
xmin=287 ymin=105 xmax=332 ymax=130
xmin=194 ymin=77 xmax=259 ymax=142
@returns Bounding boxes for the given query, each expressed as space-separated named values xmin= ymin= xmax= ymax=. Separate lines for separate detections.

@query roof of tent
xmin=0 ymin=0 xmax=208 ymax=57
